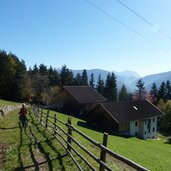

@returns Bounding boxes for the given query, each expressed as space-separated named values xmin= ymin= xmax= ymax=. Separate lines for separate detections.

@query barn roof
xmin=63 ymin=86 xmax=107 ymax=104
xmin=99 ymin=100 xmax=164 ymax=123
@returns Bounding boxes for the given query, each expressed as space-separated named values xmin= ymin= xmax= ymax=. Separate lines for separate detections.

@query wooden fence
xmin=32 ymin=105 xmax=150 ymax=171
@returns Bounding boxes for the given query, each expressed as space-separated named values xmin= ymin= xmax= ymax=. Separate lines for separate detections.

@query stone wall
xmin=0 ymin=105 xmax=21 ymax=117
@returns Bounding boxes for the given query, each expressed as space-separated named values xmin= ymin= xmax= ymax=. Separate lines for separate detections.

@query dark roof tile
xmin=100 ymin=100 xmax=164 ymax=123
xmin=63 ymin=86 xmax=107 ymax=104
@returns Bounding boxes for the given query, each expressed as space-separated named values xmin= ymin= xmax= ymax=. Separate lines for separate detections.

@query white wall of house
xmin=143 ymin=116 xmax=158 ymax=139
xmin=130 ymin=120 xmax=139 ymax=137
xmin=130 ymin=116 xmax=158 ymax=139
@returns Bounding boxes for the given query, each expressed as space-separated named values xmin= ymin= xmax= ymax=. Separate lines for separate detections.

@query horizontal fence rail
xmin=32 ymin=105 xmax=150 ymax=171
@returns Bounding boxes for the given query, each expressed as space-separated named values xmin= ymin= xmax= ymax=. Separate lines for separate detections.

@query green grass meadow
xmin=0 ymin=99 xmax=20 ymax=107
xmin=0 ymin=108 xmax=78 ymax=171
xmin=41 ymin=109 xmax=171 ymax=171
xmin=0 ymin=101 xmax=171 ymax=171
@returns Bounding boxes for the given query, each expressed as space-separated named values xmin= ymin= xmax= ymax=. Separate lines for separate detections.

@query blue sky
xmin=0 ymin=0 xmax=171 ymax=76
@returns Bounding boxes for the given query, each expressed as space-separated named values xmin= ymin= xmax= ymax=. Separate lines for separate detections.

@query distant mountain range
xmin=141 ymin=71 xmax=171 ymax=91
xmin=71 ymin=69 xmax=171 ymax=92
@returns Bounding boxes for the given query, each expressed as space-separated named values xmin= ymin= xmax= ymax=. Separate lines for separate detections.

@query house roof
xmin=99 ymin=100 xmax=164 ymax=123
xmin=63 ymin=86 xmax=107 ymax=104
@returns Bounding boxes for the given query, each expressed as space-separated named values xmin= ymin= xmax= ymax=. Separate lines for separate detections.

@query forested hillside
xmin=0 ymin=50 xmax=119 ymax=104
xmin=0 ymin=49 xmax=171 ymax=133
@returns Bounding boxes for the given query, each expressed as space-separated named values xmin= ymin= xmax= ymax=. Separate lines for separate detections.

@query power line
xmin=114 ymin=0 xmax=171 ymax=41
xmin=84 ymin=0 xmax=171 ymax=56
xmin=84 ymin=0 xmax=144 ymax=39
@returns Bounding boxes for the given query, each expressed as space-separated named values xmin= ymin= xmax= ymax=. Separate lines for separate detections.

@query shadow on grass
xmin=0 ymin=126 xmax=19 ymax=130
xmin=14 ymin=110 xmax=67 ymax=171
xmin=164 ymin=137 xmax=171 ymax=144
xmin=28 ymin=110 xmax=67 ymax=171
xmin=77 ymin=121 xmax=133 ymax=139
xmin=77 ymin=121 xmax=105 ymax=133
xmin=159 ymin=131 xmax=171 ymax=137
xmin=14 ymin=123 xmax=24 ymax=171
xmin=167 ymin=137 xmax=171 ymax=144
xmin=32 ymin=123 xmax=67 ymax=170
xmin=25 ymin=125 xmax=40 ymax=171
xmin=159 ymin=131 xmax=171 ymax=144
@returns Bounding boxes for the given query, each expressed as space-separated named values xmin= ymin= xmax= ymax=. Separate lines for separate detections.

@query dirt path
xmin=0 ymin=107 xmax=72 ymax=171
xmin=0 ymin=143 xmax=7 ymax=167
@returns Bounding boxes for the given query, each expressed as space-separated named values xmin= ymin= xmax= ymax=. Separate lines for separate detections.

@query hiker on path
xmin=18 ymin=103 xmax=28 ymax=127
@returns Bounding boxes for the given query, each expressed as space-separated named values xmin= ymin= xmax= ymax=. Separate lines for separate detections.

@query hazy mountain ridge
xmin=71 ymin=69 xmax=139 ymax=92
xmin=117 ymin=71 xmax=141 ymax=78
xmin=141 ymin=71 xmax=171 ymax=91
xmin=71 ymin=69 xmax=171 ymax=92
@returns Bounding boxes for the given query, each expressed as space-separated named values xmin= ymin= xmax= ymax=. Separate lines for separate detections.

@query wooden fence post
xmin=54 ymin=113 xmax=57 ymax=135
xmin=39 ymin=108 xmax=43 ymax=122
xmin=67 ymin=118 xmax=72 ymax=153
xmin=39 ymin=108 xmax=43 ymax=123
xmin=45 ymin=110 xmax=49 ymax=128
xmin=38 ymin=104 xmax=40 ymax=114
xmin=99 ymin=132 xmax=108 ymax=171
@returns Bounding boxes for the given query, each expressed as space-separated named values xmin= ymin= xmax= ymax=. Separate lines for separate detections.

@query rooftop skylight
xmin=133 ymin=106 xmax=138 ymax=110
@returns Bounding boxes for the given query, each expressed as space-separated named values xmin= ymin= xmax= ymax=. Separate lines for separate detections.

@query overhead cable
xmin=84 ymin=0 xmax=144 ymax=39
xmin=114 ymin=0 xmax=171 ymax=41
xmin=84 ymin=0 xmax=171 ymax=56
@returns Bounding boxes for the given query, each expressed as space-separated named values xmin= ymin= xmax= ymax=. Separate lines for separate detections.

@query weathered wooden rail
xmin=32 ymin=105 xmax=150 ymax=171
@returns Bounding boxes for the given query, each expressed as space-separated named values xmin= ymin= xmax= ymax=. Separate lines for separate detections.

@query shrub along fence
xmin=32 ymin=105 xmax=149 ymax=171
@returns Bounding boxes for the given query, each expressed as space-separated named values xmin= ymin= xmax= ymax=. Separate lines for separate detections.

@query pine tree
xmin=165 ymin=80 xmax=171 ymax=100
xmin=27 ymin=64 xmax=38 ymax=75
xmin=89 ymin=73 xmax=95 ymax=88
xmin=96 ymin=74 xmax=105 ymax=95
xmin=157 ymin=82 xmax=167 ymax=101
xmin=81 ymin=69 xmax=88 ymax=86
xmin=74 ymin=73 xmax=82 ymax=85
xmin=48 ymin=66 xmax=60 ymax=86
xmin=39 ymin=64 xmax=48 ymax=75
xmin=104 ymin=72 xmax=117 ymax=101
xmin=33 ymin=64 xmax=39 ymax=74
xmin=150 ymin=82 xmax=158 ymax=103
xmin=134 ymin=79 xmax=146 ymax=100
xmin=60 ymin=65 xmax=74 ymax=86
xmin=0 ymin=51 xmax=27 ymax=100
xmin=119 ymin=84 xmax=128 ymax=101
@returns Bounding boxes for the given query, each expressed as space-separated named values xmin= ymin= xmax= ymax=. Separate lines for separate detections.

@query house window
xmin=148 ymin=129 xmax=150 ymax=133
xmin=145 ymin=131 xmax=146 ymax=135
xmin=153 ymin=127 xmax=155 ymax=132
xmin=147 ymin=119 xmax=151 ymax=130
xmin=135 ymin=132 xmax=138 ymax=136
xmin=153 ymin=118 xmax=155 ymax=122
xmin=135 ymin=121 xmax=138 ymax=126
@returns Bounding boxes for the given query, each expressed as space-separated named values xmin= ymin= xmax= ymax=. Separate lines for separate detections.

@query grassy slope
xmin=0 ymin=102 xmax=171 ymax=171
xmin=0 ymin=109 xmax=78 ymax=171
xmin=53 ymin=111 xmax=171 ymax=171
xmin=0 ymin=99 xmax=20 ymax=107
xmin=107 ymin=135 xmax=171 ymax=171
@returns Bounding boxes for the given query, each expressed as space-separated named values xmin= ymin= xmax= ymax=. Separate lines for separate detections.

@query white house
xmin=129 ymin=116 xmax=158 ymax=139
xmin=88 ymin=100 xmax=164 ymax=139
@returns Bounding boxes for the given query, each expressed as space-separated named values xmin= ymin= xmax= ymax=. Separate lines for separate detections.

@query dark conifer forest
xmin=0 ymin=50 xmax=171 ymax=133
